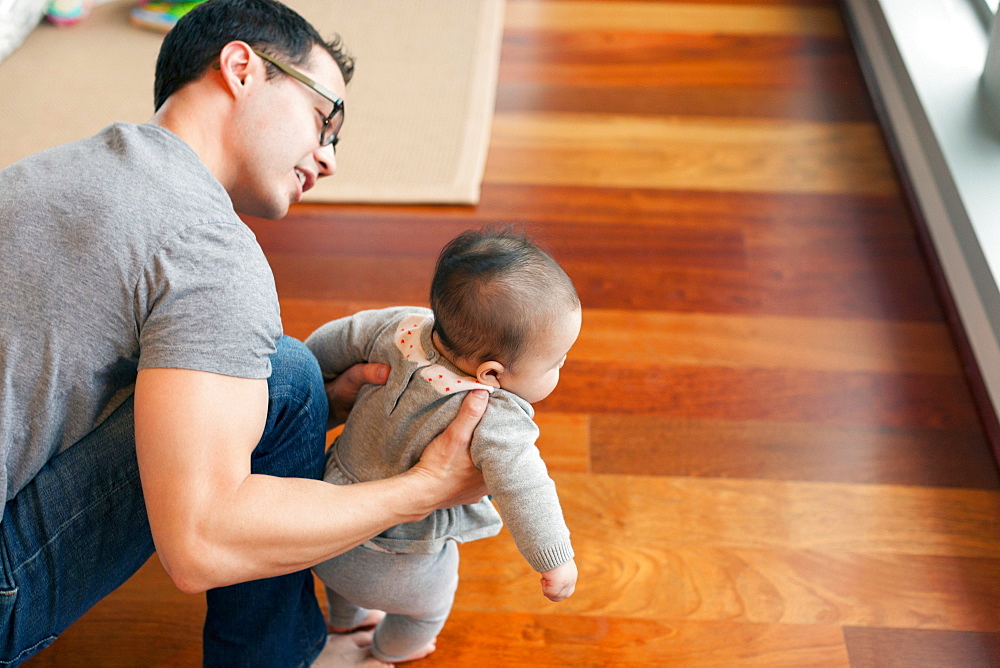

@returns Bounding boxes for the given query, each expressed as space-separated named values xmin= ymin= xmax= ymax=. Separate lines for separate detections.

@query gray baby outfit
xmin=306 ymin=306 xmax=573 ymax=661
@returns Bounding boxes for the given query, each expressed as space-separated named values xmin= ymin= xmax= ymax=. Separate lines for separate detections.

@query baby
xmin=306 ymin=226 xmax=580 ymax=663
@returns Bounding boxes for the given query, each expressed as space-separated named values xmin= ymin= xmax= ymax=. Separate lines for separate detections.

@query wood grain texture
xmin=502 ymin=1 xmax=845 ymax=37
xmin=485 ymin=113 xmax=899 ymax=195
xmin=843 ymin=627 xmax=1000 ymax=667
xmin=590 ymin=415 xmax=1000 ymax=488
xmin=545 ymin=361 xmax=982 ymax=430
xmin=499 ymin=31 xmax=863 ymax=89
xmin=534 ymin=412 xmax=591 ymax=474
xmin=545 ymin=473 xmax=1000 ymax=559
xmin=574 ymin=309 xmax=962 ymax=374
xmin=251 ymin=192 xmax=946 ymax=321
xmin=495 ymin=81 xmax=880 ymax=122
xmin=457 ymin=474 xmax=1000 ymax=630
xmin=271 ymin=184 xmax=916 ymax=232
xmin=423 ymin=611 xmax=852 ymax=667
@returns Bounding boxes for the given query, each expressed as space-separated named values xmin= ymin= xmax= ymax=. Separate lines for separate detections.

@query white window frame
xmin=841 ymin=0 xmax=1000 ymax=425
xmin=974 ymin=0 xmax=998 ymax=24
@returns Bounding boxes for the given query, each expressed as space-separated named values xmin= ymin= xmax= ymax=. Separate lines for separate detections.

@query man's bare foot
xmin=330 ymin=610 xmax=387 ymax=634
xmin=375 ymin=638 xmax=437 ymax=664
xmin=312 ymin=632 xmax=391 ymax=667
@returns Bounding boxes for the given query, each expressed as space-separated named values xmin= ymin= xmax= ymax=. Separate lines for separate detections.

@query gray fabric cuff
xmin=527 ymin=541 xmax=575 ymax=573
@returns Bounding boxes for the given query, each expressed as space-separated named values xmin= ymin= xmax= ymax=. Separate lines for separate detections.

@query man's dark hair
xmin=430 ymin=226 xmax=580 ymax=370
xmin=153 ymin=0 xmax=354 ymax=111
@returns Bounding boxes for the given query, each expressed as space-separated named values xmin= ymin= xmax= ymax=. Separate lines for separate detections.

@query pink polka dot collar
xmin=395 ymin=314 xmax=494 ymax=396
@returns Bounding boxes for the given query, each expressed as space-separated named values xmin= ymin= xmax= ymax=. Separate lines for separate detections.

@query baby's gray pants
xmin=313 ymin=541 xmax=460 ymax=662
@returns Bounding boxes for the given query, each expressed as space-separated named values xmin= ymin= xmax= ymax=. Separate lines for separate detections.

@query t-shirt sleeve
xmin=135 ymin=221 xmax=282 ymax=378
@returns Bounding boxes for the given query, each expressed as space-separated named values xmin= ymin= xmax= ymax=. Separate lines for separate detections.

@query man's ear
xmin=216 ymin=41 xmax=256 ymax=96
xmin=475 ymin=361 xmax=504 ymax=389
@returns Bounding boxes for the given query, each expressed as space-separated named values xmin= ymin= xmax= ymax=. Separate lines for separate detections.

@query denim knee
xmin=271 ymin=336 xmax=326 ymax=402
xmin=254 ymin=336 xmax=328 ymax=480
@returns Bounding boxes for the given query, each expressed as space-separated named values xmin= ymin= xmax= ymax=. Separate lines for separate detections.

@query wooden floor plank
xmin=561 ymin=256 xmax=942 ymax=319
xmin=31 ymin=467 xmax=1000 ymax=664
xmin=495 ymin=81 xmax=880 ymax=122
xmin=590 ymin=416 xmax=1000 ymax=488
xmin=843 ymin=626 xmax=1000 ymax=668
xmin=461 ymin=539 xmax=1000 ymax=632
xmin=574 ymin=309 xmax=962 ymax=375
xmin=279 ymin=301 xmax=964 ymax=377
xmin=546 ymin=361 xmax=982 ymax=430
xmin=253 ymin=220 xmax=944 ymax=322
xmin=455 ymin=474 xmax=1000 ymax=631
xmin=254 ymin=215 xmax=750 ymax=271
xmin=533 ymin=412 xmax=591 ymax=474
xmin=27 ymin=572 xmax=855 ymax=667
xmin=500 ymin=31 xmax=862 ymax=90
xmin=502 ymin=1 xmax=845 ymax=37
xmin=280 ymin=184 xmax=918 ymax=234
xmin=546 ymin=473 xmax=1000 ymax=558
xmin=425 ymin=611 xmax=851 ymax=667
xmin=268 ymin=252 xmax=942 ymax=321
xmin=485 ymin=113 xmax=899 ymax=196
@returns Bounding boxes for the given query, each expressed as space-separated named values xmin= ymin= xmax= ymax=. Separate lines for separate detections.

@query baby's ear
xmin=475 ymin=361 xmax=504 ymax=389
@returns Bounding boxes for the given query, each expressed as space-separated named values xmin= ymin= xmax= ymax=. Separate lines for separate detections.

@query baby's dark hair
xmin=430 ymin=226 xmax=579 ymax=370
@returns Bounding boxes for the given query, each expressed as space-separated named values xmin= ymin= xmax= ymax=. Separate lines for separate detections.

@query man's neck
xmin=148 ymin=91 xmax=230 ymax=190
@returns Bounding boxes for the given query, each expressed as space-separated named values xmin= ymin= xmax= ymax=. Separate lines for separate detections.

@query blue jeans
xmin=0 ymin=336 xmax=329 ymax=667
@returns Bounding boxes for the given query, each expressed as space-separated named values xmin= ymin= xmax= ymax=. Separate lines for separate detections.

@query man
xmin=0 ymin=0 xmax=487 ymax=665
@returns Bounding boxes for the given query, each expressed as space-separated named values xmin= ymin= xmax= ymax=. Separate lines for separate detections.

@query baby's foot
xmin=330 ymin=610 xmax=387 ymax=634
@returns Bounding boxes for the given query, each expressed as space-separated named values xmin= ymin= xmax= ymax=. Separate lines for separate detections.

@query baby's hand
xmin=540 ymin=558 xmax=578 ymax=602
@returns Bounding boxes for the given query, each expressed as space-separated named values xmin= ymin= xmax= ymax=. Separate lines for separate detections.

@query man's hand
xmin=325 ymin=363 xmax=390 ymax=429
xmin=409 ymin=389 xmax=489 ymax=510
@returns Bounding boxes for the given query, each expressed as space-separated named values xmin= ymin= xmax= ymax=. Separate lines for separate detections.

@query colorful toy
xmin=129 ymin=0 xmax=206 ymax=33
xmin=42 ymin=0 xmax=206 ymax=31
xmin=44 ymin=0 xmax=93 ymax=26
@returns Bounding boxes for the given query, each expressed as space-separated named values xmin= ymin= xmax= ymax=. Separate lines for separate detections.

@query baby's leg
xmin=371 ymin=609 xmax=446 ymax=663
xmin=314 ymin=547 xmax=374 ymax=633
xmin=368 ymin=541 xmax=459 ymax=663
xmin=314 ymin=541 xmax=459 ymax=663
xmin=324 ymin=585 xmax=383 ymax=633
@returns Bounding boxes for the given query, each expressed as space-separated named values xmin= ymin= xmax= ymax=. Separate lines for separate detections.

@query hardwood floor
xmin=27 ymin=0 xmax=1000 ymax=665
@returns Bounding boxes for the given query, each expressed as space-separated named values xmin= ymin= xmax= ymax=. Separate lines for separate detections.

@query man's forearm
xmin=160 ymin=470 xmax=440 ymax=593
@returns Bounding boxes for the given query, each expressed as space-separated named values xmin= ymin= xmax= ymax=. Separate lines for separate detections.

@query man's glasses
xmin=251 ymin=48 xmax=344 ymax=149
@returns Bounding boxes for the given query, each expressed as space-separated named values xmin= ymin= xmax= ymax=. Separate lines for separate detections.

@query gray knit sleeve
xmin=470 ymin=391 xmax=574 ymax=572
xmin=304 ymin=306 xmax=426 ymax=379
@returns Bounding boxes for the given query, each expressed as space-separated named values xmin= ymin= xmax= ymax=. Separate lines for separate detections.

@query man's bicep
xmin=133 ymin=368 xmax=268 ymax=545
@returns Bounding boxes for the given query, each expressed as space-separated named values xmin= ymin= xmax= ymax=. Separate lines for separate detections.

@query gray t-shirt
xmin=0 ymin=122 xmax=282 ymax=508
